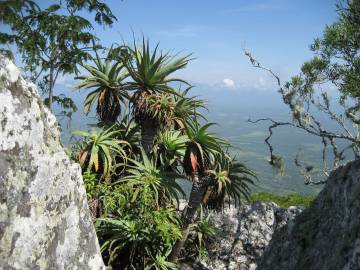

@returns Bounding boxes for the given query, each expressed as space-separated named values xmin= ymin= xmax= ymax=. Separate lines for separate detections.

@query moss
xmin=250 ymin=192 xmax=316 ymax=208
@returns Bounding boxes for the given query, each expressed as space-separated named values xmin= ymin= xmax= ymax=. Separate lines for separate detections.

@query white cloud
xmin=222 ymin=78 xmax=236 ymax=89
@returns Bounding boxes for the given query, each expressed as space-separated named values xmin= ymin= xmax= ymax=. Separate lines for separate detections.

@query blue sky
xmin=70 ymin=0 xmax=338 ymax=91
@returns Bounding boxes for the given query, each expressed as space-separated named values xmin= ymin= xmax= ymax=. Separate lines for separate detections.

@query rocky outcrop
xmin=0 ymin=56 xmax=105 ymax=269
xmin=182 ymin=202 xmax=302 ymax=270
xmin=258 ymin=159 xmax=360 ymax=270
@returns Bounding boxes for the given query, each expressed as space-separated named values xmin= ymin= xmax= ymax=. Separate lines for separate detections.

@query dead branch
xmin=244 ymin=50 xmax=360 ymax=184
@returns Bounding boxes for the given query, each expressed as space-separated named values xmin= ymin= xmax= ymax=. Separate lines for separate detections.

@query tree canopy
xmin=0 ymin=0 xmax=117 ymax=116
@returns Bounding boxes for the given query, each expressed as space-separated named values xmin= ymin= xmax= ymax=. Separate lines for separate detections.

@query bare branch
xmin=294 ymin=153 xmax=327 ymax=185
xmin=244 ymin=50 xmax=360 ymax=185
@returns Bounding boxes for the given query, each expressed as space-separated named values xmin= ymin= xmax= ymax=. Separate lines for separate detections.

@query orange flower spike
xmin=190 ymin=152 xmax=198 ymax=174
xmin=99 ymin=91 xmax=105 ymax=105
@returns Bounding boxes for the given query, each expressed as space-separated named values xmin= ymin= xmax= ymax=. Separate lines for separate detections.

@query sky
xmin=71 ymin=0 xmax=339 ymax=92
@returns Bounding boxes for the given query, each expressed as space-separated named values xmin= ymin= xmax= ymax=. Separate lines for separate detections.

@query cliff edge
xmin=0 ymin=56 xmax=105 ymax=269
xmin=258 ymin=159 xmax=360 ymax=270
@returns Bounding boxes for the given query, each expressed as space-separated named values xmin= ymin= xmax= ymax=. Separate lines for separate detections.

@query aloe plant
xmin=74 ymin=48 xmax=129 ymax=123
xmin=122 ymin=38 xmax=192 ymax=154
xmin=170 ymin=122 xmax=228 ymax=262
xmin=118 ymin=148 xmax=185 ymax=206
xmin=204 ymin=153 xmax=256 ymax=209
xmin=154 ymin=130 xmax=189 ymax=171
xmin=74 ymin=127 xmax=128 ymax=177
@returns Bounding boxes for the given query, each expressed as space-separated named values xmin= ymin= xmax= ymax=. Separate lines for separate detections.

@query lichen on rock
xmin=0 ymin=56 xmax=105 ymax=269
xmin=181 ymin=202 xmax=302 ymax=270
xmin=257 ymin=159 xmax=360 ymax=270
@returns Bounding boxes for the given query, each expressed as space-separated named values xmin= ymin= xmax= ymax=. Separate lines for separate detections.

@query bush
xmin=93 ymin=178 xmax=182 ymax=269
xmin=250 ymin=192 xmax=316 ymax=208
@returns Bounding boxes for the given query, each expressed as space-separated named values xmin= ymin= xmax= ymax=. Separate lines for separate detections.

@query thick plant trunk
xmin=88 ymin=198 xmax=102 ymax=222
xmin=169 ymin=173 xmax=207 ymax=262
xmin=48 ymin=65 xmax=54 ymax=112
xmin=202 ymin=188 xmax=212 ymax=204
xmin=141 ymin=120 xmax=158 ymax=155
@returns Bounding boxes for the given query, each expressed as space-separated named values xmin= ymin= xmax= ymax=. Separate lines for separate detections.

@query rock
xmin=258 ymin=159 xmax=360 ymax=270
xmin=0 ymin=56 xmax=105 ymax=269
xmin=182 ymin=202 xmax=302 ymax=270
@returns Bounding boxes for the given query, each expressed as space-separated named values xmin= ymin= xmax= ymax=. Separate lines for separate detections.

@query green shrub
xmin=96 ymin=181 xmax=182 ymax=269
xmin=250 ymin=192 xmax=316 ymax=208
xmin=184 ymin=206 xmax=218 ymax=259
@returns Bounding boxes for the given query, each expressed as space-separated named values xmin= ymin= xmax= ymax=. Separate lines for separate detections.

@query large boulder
xmin=181 ymin=202 xmax=302 ymax=270
xmin=258 ymin=159 xmax=360 ymax=270
xmin=0 ymin=56 xmax=105 ymax=269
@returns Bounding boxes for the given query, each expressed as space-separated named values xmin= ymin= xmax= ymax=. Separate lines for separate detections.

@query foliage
xmin=154 ymin=130 xmax=189 ymax=171
xmin=185 ymin=206 xmax=218 ymax=259
xmin=119 ymin=148 xmax=186 ymax=206
xmin=102 ymin=38 xmax=194 ymax=154
xmin=306 ymin=0 xmax=360 ymax=99
xmin=184 ymin=122 xmax=229 ymax=176
xmin=111 ymin=116 xmax=141 ymax=155
xmin=83 ymin=171 xmax=101 ymax=199
xmin=173 ymin=87 xmax=207 ymax=130
xmin=73 ymin=127 xmax=128 ymax=177
xmin=122 ymin=38 xmax=192 ymax=96
xmin=96 ymin=181 xmax=182 ymax=269
xmin=82 ymin=150 xmax=184 ymax=269
xmin=122 ymin=38 xmax=192 ymax=128
xmin=0 ymin=0 xmax=116 ymax=115
xmin=145 ymin=249 xmax=178 ymax=270
xmin=205 ymin=154 xmax=256 ymax=209
xmin=74 ymin=47 xmax=129 ymax=123
xmin=169 ymin=123 xmax=232 ymax=262
xmin=251 ymin=192 xmax=316 ymax=208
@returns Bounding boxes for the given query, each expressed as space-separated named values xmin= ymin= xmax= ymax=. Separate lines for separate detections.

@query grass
xmin=250 ymin=192 xmax=316 ymax=208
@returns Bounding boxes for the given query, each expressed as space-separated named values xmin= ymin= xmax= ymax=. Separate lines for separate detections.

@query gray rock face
xmin=258 ymin=159 xmax=360 ymax=270
xmin=0 ymin=56 xmax=105 ymax=269
xmin=182 ymin=202 xmax=302 ymax=270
